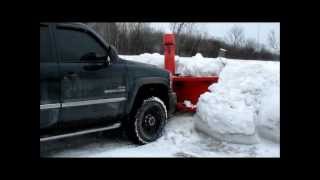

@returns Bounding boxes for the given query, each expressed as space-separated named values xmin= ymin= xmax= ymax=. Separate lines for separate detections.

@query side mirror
xmin=105 ymin=56 xmax=111 ymax=66
xmin=108 ymin=45 xmax=119 ymax=63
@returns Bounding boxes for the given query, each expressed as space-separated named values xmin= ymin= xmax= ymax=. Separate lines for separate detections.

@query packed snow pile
xmin=196 ymin=59 xmax=280 ymax=144
xmin=176 ymin=53 xmax=225 ymax=76
xmin=119 ymin=53 xmax=224 ymax=76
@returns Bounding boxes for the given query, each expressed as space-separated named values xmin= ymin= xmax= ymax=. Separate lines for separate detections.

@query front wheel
xmin=126 ymin=97 xmax=167 ymax=144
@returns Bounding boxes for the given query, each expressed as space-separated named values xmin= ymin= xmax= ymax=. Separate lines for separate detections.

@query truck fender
xmin=126 ymin=77 xmax=169 ymax=115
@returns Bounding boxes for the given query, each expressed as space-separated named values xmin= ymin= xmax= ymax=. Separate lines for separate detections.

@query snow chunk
xmin=194 ymin=53 xmax=204 ymax=59
xmin=176 ymin=53 xmax=225 ymax=76
xmin=184 ymin=100 xmax=196 ymax=108
xmin=196 ymin=59 xmax=280 ymax=144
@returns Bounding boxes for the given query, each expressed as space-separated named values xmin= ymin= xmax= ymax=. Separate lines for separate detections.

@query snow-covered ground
xmin=41 ymin=113 xmax=279 ymax=157
xmin=41 ymin=53 xmax=279 ymax=157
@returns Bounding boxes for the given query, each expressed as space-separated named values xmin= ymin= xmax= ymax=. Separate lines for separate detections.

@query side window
xmin=56 ymin=27 xmax=107 ymax=62
xmin=40 ymin=25 xmax=53 ymax=62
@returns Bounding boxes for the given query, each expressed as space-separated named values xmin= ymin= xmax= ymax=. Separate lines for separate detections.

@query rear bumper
xmin=168 ymin=90 xmax=177 ymax=117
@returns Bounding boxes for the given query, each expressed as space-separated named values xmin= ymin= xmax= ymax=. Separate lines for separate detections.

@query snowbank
xmin=119 ymin=53 xmax=224 ymax=76
xmin=196 ymin=60 xmax=280 ymax=144
xmin=256 ymin=86 xmax=280 ymax=143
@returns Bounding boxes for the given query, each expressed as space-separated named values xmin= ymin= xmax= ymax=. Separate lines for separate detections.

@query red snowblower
xmin=163 ymin=34 xmax=219 ymax=112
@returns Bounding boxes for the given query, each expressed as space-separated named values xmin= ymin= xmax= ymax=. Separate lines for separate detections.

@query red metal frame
xmin=173 ymin=76 xmax=218 ymax=110
xmin=163 ymin=34 xmax=176 ymax=75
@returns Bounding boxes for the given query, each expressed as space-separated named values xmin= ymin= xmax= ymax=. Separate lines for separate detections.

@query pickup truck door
xmin=40 ymin=23 xmax=61 ymax=129
xmin=54 ymin=24 xmax=127 ymax=127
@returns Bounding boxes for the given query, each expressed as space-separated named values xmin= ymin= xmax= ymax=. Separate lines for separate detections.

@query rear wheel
xmin=126 ymin=97 xmax=167 ymax=144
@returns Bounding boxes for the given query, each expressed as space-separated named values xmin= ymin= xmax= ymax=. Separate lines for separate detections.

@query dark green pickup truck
xmin=40 ymin=22 xmax=176 ymax=144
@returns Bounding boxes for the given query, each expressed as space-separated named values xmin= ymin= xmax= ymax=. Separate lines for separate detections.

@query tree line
xmin=86 ymin=23 xmax=279 ymax=61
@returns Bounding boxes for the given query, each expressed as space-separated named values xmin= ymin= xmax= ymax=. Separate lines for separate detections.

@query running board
xmin=40 ymin=123 xmax=121 ymax=142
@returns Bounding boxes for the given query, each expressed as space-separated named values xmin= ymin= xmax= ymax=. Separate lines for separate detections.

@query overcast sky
xmin=150 ymin=23 xmax=280 ymax=47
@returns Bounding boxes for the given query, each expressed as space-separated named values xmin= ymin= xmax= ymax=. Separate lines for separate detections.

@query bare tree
xmin=86 ymin=22 xmax=278 ymax=60
xmin=226 ymin=25 xmax=245 ymax=48
xmin=169 ymin=23 xmax=184 ymax=54
xmin=245 ymin=39 xmax=259 ymax=51
xmin=169 ymin=23 xmax=186 ymax=35
xmin=169 ymin=23 xmax=196 ymax=55
xmin=268 ymin=30 xmax=279 ymax=51
xmin=127 ymin=23 xmax=142 ymax=54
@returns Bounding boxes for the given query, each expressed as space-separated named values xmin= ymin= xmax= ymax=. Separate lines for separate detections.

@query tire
xmin=125 ymin=97 xmax=167 ymax=144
